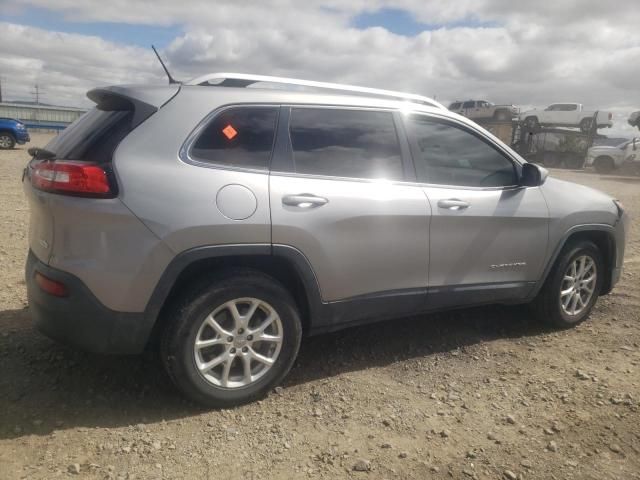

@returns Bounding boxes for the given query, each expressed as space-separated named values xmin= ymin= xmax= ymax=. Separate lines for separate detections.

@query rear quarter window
xmin=190 ymin=107 xmax=279 ymax=170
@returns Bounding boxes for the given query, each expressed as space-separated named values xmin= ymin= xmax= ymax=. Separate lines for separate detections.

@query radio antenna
xmin=152 ymin=45 xmax=179 ymax=84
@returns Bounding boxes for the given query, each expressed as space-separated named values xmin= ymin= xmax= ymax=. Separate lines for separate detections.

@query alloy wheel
xmin=193 ymin=297 xmax=283 ymax=388
xmin=0 ymin=135 xmax=12 ymax=149
xmin=560 ymin=255 xmax=597 ymax=317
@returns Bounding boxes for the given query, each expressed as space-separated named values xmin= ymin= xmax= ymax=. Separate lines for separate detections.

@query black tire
xmin=524 ymin=116 xmax=539 ymax=131
xmin=532 ymin=240 xmax=604 ymax=328
xmin=594 ymin=155 xmax=614 ymax=174
xmin=0 ymin=132 xmax=16 ymax=150
xmin=160 ymin=268 xmax=302 ymax=408
xmin=579 ymin=118 xmax=593 ymax=133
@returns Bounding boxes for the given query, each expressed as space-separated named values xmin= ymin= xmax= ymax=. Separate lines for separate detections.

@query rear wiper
xmin=28 ymin=147 xmax=56 ymax=160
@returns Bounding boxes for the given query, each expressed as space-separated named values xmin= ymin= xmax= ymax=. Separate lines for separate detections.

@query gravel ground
xmin=0 ymin=133 xmax=638 ymax=479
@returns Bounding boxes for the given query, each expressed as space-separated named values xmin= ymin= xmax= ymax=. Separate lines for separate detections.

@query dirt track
xmin=0 ymin=134 xmax=638 ymax=479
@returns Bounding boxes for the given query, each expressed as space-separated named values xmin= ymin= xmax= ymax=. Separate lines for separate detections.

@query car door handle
xmin=437 ymin=199 xmax=469 ymax=210
xmin=282 ymin=194 xmax=329 ymax=208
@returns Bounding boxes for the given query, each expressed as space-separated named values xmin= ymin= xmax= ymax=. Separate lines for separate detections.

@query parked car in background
xmin=448 ymin=100 xmax=518 ymax=121
xmin=585 ymin=138 xmax=638 ymax=173
xmin=0 ymin=117 xmax=30 ymax=149
xmin=24 ymin=73 xmax=628 ymax=407
xmin=519 ymin=103 xmax=613 ymax=132
xmin=628 ymin=111 xmax=640 ymax=129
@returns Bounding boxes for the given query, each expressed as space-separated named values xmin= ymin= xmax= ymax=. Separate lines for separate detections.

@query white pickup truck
xmin=585 ymin=138 xmax=639 ymax=173
xmin=519 ymin=103 xmax=613 ymax=132
xmin=448 ymin=100 xmax=518 ymax=121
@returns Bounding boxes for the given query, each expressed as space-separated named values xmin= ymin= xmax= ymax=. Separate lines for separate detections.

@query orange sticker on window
xmin=222 ymin=124 xmax=238 ymax=140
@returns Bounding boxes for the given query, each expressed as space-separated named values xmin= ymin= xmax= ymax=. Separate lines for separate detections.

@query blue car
xmin=0 ymin=117 xmax=30 ymax=149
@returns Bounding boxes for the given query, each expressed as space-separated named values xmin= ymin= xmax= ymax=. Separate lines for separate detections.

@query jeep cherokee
xmin=23 ymin=74 xmax=629 ymax=407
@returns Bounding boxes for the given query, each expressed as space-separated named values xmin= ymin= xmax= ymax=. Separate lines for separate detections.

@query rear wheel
xmin=0 ymin=132 xmax=15 ymax=150
xmin=532 ymin=240 xmax=603 ymax=328
xmin=594 ymin=155 xmax=614 ymax=174
xmin=161 ymin=269 xmax=302 ymax=407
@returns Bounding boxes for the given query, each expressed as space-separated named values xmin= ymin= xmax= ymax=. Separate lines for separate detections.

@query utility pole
xmin=0 ymin=77 xmax=3 ymax=103
xmin=32 ymin=84 xmax=40 ymax=105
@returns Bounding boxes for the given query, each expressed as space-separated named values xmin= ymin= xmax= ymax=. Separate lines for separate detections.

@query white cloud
xmin=0 ymin=1 xmax=638 ymax=137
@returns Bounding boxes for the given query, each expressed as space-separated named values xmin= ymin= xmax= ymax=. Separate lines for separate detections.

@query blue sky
xmin=0 ymin=6 xmax=182 ymax=48
xmin=0 ymin=5 xmax=496 ymax=46
xmin=352 ymin=8 xmax=498 ymax=35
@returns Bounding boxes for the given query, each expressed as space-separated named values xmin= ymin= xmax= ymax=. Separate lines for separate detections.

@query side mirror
xmin=520 ymin=162 xmax=548 ymax=187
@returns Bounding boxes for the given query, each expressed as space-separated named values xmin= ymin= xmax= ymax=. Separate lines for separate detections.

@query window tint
xmin=44 ymin=108 xmax=135 ymax=163
xmin=405 ymin=116 xmax=517 ymax=187
xmin=289 ymin=108 xmax=403 ymax=180
xmin=462 ymin=101 xmax=475 ymax=109
xmin=191 ymin=107 xmax=278 ymax=169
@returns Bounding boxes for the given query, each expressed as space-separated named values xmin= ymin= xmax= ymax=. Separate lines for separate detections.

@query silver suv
xmin=23 ymin=74 xmax=629 ymax=407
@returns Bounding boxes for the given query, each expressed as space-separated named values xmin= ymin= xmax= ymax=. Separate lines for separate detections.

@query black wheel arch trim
xmin=529 ymin=223 xmax=617 ymax=299
xmin=145 ymin=243 xmax=548 ymax=339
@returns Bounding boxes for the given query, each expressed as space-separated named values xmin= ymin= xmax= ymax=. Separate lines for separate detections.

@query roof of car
xmin=184 ymin=72 xmax=445 ymax=110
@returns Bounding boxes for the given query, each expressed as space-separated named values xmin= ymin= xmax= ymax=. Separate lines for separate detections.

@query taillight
xmin=30 ymin=161 xmax=113 ymax=197
xmin=35 ymin=271 xmax=68 ymax=297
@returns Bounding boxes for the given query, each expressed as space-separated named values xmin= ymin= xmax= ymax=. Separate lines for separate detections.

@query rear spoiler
xmin=87 ymin=84 xmax=180 ymax=129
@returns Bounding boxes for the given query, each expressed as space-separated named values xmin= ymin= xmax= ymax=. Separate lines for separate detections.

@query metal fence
xmin=0 ymin=102 xmax=86 ymax=131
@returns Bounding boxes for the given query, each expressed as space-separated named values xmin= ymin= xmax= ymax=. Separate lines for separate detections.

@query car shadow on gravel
xmin=288 ymin=304 xmax=550 ymax=386
xmin=0 ymin=303 xmax=552 ymax=440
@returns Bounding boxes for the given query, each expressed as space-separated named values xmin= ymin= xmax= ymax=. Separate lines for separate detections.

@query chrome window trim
xmin=179 ymin=102 xmax=527 ymax=194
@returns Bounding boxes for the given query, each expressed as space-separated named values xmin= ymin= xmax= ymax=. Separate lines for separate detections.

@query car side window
xmin=405 ymin=115 xmax=518 ymax=188
xmin=288 ymin=108 xmax=404 ymax=181
xmin=190 ymin=106 xmax=278 ymax=169
xmin=449 ymin=102 xmax=461 ymax=110
xmin=462 ymin=101 xmax=475 ymax=109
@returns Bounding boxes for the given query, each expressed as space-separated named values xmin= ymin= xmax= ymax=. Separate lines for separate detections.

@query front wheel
xmin=161 ymin=269 xmax=302 ymax=407
xmin=0 ymin=132 xmax=16 ymax=150
xmin=532 ymin=241 xmax=603 ymax=328
xmin=594 ymin=156 xmax=614 ymax=174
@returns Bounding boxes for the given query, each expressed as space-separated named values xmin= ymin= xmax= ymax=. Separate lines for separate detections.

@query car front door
xmin=269 ymin=107 xmax=430 ymax=325
xmin=402 ymin=113 xmax=549 ymax=309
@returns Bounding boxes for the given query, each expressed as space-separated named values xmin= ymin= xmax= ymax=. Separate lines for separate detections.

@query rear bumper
xmin=25 ymin=250 xmax=154 ymax=354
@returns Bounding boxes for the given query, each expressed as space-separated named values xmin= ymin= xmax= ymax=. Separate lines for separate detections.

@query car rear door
xmin=402 ymin=113 xmax=549 ymax=309
xmin=269 ymin=106 xmax=430 ymax=311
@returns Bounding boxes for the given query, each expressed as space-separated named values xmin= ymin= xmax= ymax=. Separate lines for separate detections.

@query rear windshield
xmin=44 ymin=107 xmax=135 ymax=163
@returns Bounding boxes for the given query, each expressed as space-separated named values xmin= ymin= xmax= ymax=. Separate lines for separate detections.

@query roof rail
xmin=184 ymin=72 xmax=445 ymax=109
